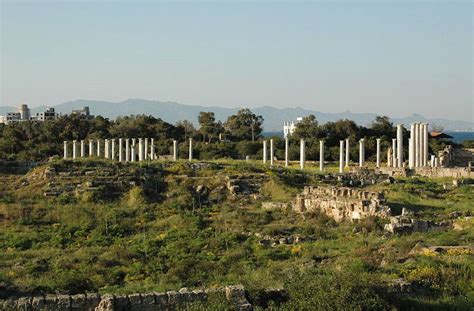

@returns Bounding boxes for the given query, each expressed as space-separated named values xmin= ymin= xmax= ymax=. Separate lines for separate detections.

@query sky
xmin=0 ymin=0 xmax=472 ymax=121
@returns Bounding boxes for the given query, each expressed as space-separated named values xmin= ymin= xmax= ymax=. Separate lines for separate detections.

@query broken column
xmin=319 ymin=140 xmax=325 ymax=172
xmin=376 ymin=138 xmax=381 ymax=168
xmin=359 ymin=138 xmax=365 ymax=167
xmin=345 ymin=138 xmax=350 ymax=167
xmin=408 ymin=138 xmax=413 ymax=169
xmin=300 ymin=139 xmax=305 ymax=170
xmin=63 ymin=141 xmax=68 ymax=159
xmin=270 ymin=139 xmax=274 ymax=166
xmin=262 ymin=140 xmax=267 ymax=164
xmin=339 ymin=140 xmax=345 ymax=173
xmin=397 ymin=124 xmax=403 ymax=167
xmin=285 ymin=138 xmax=289 ymax=167
xmin=387 ymin=147 xmax=393 ymax=167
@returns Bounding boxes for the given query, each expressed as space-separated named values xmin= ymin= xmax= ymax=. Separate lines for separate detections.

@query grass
xmin=0 ymin=159 xmax=473 ymax=309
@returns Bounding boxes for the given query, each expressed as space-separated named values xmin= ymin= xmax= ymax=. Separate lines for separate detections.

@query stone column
xmin=408 ymin=138 xmax=413 ymax=169
xmin=339 ymin=140 xmax=345 ymax=173
xmin=125 ymin=139 xmax=130 ymax=162
xmin=359 ymin=139 xmax=365 ymax=167
xmin=131 ymin=139 xmax=136 ymax=162
xmin=97 ymin=139 xmax=101 ymax=157
xmin=72 ymin=140 xmax=77 ymax=159
xmin=387 ymin=147 xmax=392 ymax=167
xmin=392 ymin=138 xmax=397 ymax=168
xmin=270 ymin=139 xmax=274 ymax=166
xmin=111 ymin=139 xmax=116 ymax=160
xmin=430 ymin=154 xmax=435 ymax=167
xmin=118 ymin=139 xmax=123 ymax=162
xmin=89 ymin=140 xmax=94 ymax=157
xmin=63 ymin=141 xmax=68 ymax=159
xmin=104 ymin=139 xmax=110 ymax=159
xmin=138 ymin=138 xmax=144 ymax=162
xmin=319 ymin=140 xmax=325 ymax=171
xmin=409 ymin=123 xmax=415 ymax=168
xmin=300 ymin=139 xmax=305 ymax=170
xmin=263 ymin=140 xmax=267 ymax=164
xmin=284 ymin=138 xmax=289 ymax=167
xmin=189 ymin=138 xmax=193 ymax=161
xmin=151 ymin=138 xmax=155 ymax=160
xmin=345 ymin=138 xmax=350 ymax=167
xmin=423 ymin=123 xmax=429 ymax=167
xmin=434 ymin=157 xmax=439 ymax=168
xmin=397 ymin=124 xmax=403 ymax=167
xmin=173 ymin=140 xmax=178 ymax=161
xmin=80 ymin=140 xmax=85 ymax=158
xmin=376 ymin=138 xmax=381 ymax=168
xmin=144 ymin=138 xmax=148 ymax=160
xmin=416 ymin=123 xmax=421 ymax=167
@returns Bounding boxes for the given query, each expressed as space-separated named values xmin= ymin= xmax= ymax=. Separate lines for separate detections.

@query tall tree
xmin=292 ymin=115 xmax=320 ymax=139
xmin=224 ymin=108 xmax=264 ymax=141
xmin=198 ymin=111 xmax=220 ymax=143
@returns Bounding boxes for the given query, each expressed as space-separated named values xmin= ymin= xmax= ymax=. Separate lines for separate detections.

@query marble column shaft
xmin=189 ymin=138 xmax=193 ymax=161
xmin=125 ymin=139 xmax=130 ymax=162
xmin=300 ymin=139 xmax=305 ymax=170
xmin=63 ymin=141 xmax=68 ymax=159
xmin=397 ymin=124 xmax=403 ymax=167
xmin=80 ymin=140 xmax=85 ymax=158
xmin=345 ymin=139 xmax=350 ymax=167
xmin=173 ymin=140 xmax=178 ymax=161
xmin=263 ymin=140 xmax=267 ymax=164
xmin=376 ymin=138 xmax=381 ymax=168
xmin=118 ymin=139 xmax=123 ymax=162
xmin=319 ymin=140 xmax=325 ymax=172
xmin=284 ymin=138 xmax=289 ymax=167
xmin=359 ymin=139 xmax=365 ymax=167
xmin=270 ymin=139 xmax=274 ymax=166
xmin=339 ymin=140 xmax=345 ymax=173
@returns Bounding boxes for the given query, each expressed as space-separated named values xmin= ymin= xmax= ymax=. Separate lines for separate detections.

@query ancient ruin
xmin=292 ymin=185 xmax=391 ymax=222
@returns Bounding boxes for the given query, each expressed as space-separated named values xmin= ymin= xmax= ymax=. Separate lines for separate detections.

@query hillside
xmin=1 ymin=99 xmax=473 ymax=131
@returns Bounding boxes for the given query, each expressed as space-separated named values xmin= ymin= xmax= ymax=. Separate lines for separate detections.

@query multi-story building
xmin=71 ymin=106 xmax=93 ymax=119
xmin=32 ymin=107 xmax=60 ymax=121
xmin=283 ymin=117 xmax=303 ymax=138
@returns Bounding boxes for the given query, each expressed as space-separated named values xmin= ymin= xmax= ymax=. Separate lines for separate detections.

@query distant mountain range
xmin=1 ymin=99 xmax=473 ymax=131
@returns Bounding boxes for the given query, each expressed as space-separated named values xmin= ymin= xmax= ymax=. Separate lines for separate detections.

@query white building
xmin=283 ymin=117 xmax=303 ymax=138
xmin=0 ymin=104 xmax=61 ymax=124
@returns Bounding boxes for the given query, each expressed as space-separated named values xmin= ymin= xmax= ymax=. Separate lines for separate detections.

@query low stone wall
xmin=293 ymin=186 xmax=391 ymax=222
xmin=413 ymin=167 xmax=472 ymax=178
xmin=0 ymin=285 xmax=255 ymax=311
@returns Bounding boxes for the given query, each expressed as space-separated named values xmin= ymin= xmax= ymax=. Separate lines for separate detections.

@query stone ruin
xmin=384 ymin=208 xmax=452 ymax=234
xmin=292 ymin=186 xmax=391 ymax=222
xmin=437 ymin=145 xmax=474 ymax=168
xmin=226 ymin=174 xmax=268 ymax=198
xmin=0 ymin=284 xmax=281 ymax=311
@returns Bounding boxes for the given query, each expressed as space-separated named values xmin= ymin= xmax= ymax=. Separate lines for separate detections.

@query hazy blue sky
xmin=1 ymin=1 xmax=472 ymax=121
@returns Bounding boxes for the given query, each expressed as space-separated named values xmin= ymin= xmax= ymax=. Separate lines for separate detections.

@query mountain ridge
xmin=1 ymin=99 xmax=472 ymax=131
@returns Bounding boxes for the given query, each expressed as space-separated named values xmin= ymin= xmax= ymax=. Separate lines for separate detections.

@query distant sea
xmin=446 ymin=132 xmax=474 ymax=143
xmin=263 ymin=131 xmax=474 ymax=143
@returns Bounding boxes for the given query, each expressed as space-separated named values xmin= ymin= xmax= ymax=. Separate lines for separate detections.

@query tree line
xmin=0 ymin=109 xmax=449 ymax=162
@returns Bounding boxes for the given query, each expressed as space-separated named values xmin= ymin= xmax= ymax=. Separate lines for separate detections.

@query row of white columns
xmin=64 ymin=138 xmax=157 ymax=162
xmin=64 ymin=138 xmax=198 ymax=162
xmin=262 ymin=138 xmax=368 ymax=172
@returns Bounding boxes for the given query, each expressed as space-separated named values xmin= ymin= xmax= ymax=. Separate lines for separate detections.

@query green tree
xmin=292 ymin=115 xmax=320 ymax=139
xmin=198 ymin=112 xmax=221 ymax=143
xmin=224 ymin=108 xmax=264 ymax=142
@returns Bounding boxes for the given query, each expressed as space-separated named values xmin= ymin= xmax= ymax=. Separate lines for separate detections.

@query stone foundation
xmin=293 ymin=186 xmax=391 ymax=222
xmin=0 ymin=285 xmax=258 ymax=311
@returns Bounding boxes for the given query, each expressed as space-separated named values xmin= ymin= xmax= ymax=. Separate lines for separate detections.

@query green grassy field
xmin=0 ymin=160 xmax=472 ymax=310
